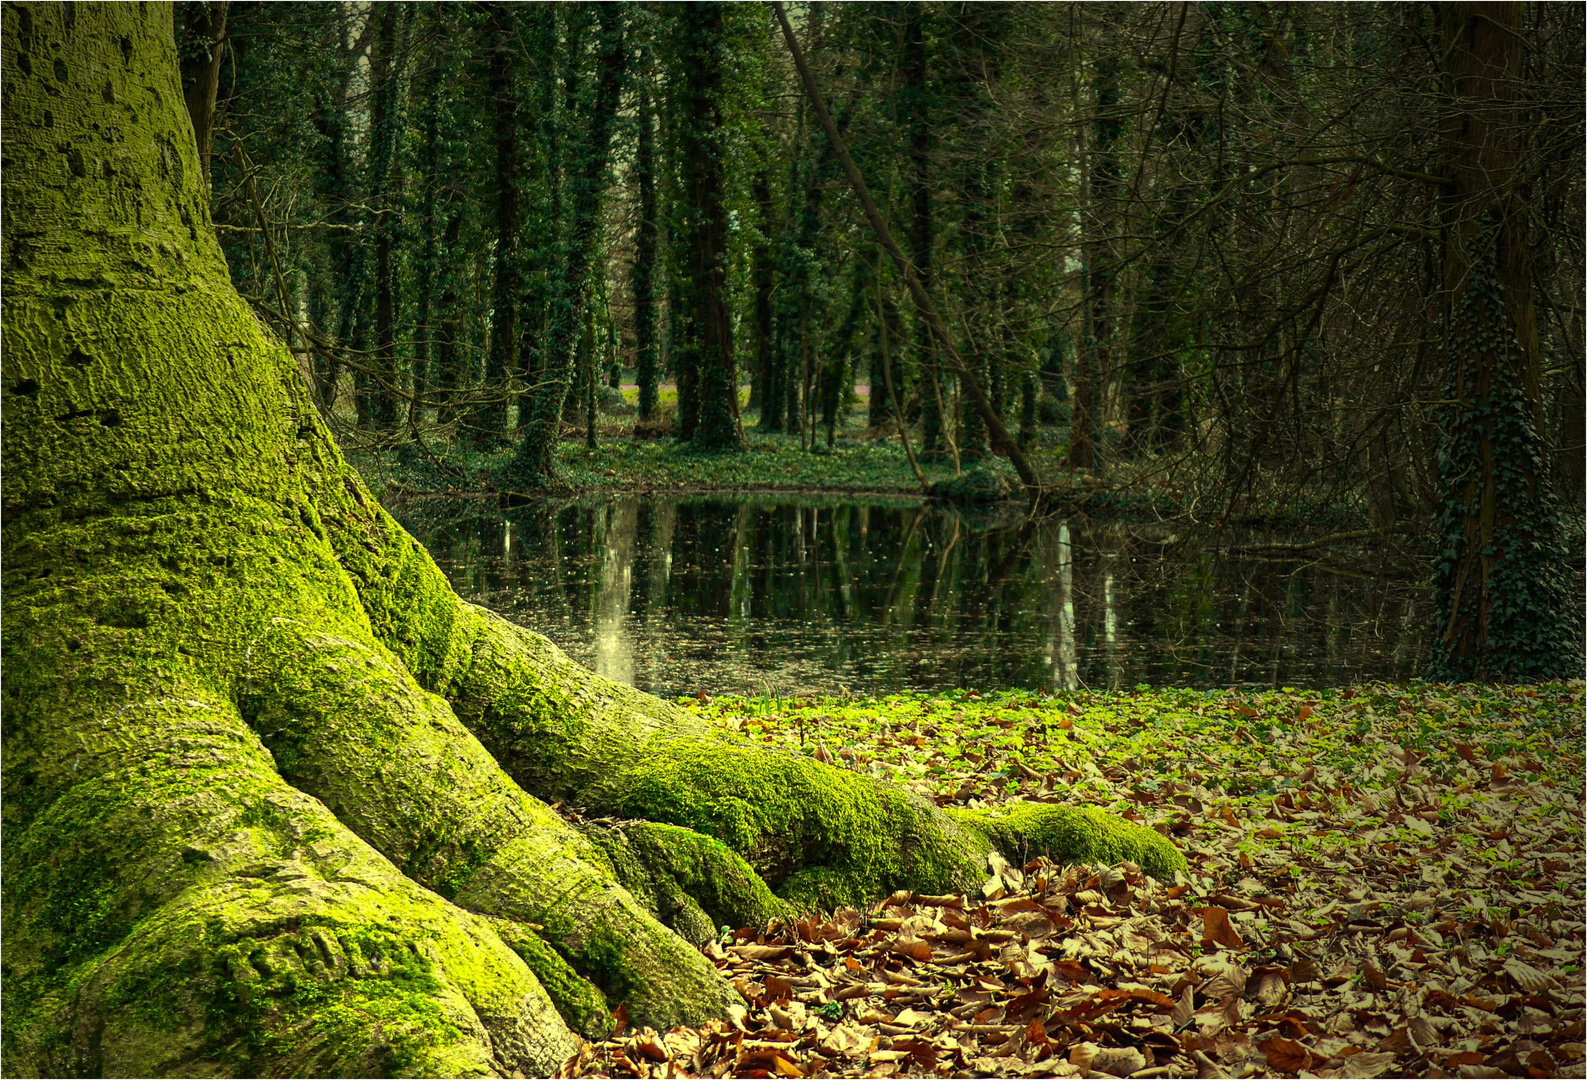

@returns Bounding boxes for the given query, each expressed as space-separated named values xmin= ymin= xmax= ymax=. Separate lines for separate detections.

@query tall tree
xmin=509 ymin=5 xmax=627 ymax=485
xmin=632 ymin=50 xmax=661 ymax=424
xmin=902 ymin=2 xmax=943 ymax=460
xmin=1428 ymin=1 xmax=1576 ymax=679
xmin=468 ymin=1 xmax=519 ymax=446
xmin=1067 ymin=12 xmax=1122 ymax=473
xmin=363 ymin=1 xmax=407 ymax=432
xmin=176 ymin=0 xmax=228 ymax=189
xmin=679 ymin=2 xmax=742 ymax=451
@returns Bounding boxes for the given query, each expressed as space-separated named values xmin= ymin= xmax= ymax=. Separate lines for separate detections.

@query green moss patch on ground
xmin=569 ymin=681 xmax=1585 ymax=1079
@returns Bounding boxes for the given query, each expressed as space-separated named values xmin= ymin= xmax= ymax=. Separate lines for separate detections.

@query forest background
xmin=200 ymin=0 xmax=1584 ymax=684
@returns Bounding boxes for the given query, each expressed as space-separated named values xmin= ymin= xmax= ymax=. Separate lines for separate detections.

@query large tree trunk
xmin=2 ymin=7 xmax=1182 ymax=1074
xmin=1428 ymin=2 xmax=1576 ymax=680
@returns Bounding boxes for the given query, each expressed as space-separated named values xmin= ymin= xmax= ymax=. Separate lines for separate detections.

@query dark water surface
xmin=397 ymin=494 xmax=1436 ymax=697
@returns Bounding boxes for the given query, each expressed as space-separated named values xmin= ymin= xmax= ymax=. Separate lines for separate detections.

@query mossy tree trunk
xmin=1428 ymin=2 xmax=1577 ymax=680
xmin=633 ymin=53 xmax=661 ymax=426
xmin=2 ymin=7 xmax=1183 ymax=1076
xmin=508 ymin=6 xmax=625 ymax=486
xmin=679 ymin=2 xmax=743 ymax=452
xmin=468 ymin=1 xmax=520 ymax=449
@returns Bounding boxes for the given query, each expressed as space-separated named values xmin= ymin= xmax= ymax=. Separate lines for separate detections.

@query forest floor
xmin=566 ymin=682 xmax=1587 ymax=1079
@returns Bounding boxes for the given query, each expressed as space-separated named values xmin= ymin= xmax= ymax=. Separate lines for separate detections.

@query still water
xmin=398 ymin=494 xmax=1433 ymax=696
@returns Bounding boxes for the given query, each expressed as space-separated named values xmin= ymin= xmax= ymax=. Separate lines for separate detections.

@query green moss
xmin=583 ymin=736 xmax=990 ymax=912
xmin=484 ymin=917 xmax=612 ymax=1040
xmin=578 ymin=921 xmax=645 ymax=1006
xmin=928 ymin=458 xmax=1020 ymax=502
xmin=580 ymin=820 xmax=792 ymax=939
xmin=777 ymin=865 xmax=873 ymax=913
xmin=954 ymin=802 xmax=1187 ymax=880
xmin=199 ymin=924 xmax=473 ymax=1076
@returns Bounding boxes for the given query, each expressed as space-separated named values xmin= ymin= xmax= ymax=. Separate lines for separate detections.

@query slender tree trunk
xmin=471 ymin=1 xmax=519 ymax=446
xmin=509 ymin=7 xmax=625 ymax=485
xmin=434 ymin=212 xmax=464 ymax=425
xmin=682 ymin=3 xmax=742 ymax=451
xmin=312 ymin=12 xmax=364 ymax=414
xmin=583 ymin=306 xmax=598 ymax=450
xmin=1068 ymin=27 xmax=1120 ymax=473
xmin=178 ymin=0 xmax=228 ymax=190
xmin=633 ymin=61 xmax=660 ymax=424
xmin=750 ymin=169 xmax=776 ymax=426
xmin=410 ymin=12 xmax=446 ymax=422
xmin=514 ymin=5 xmax=558 ymax=432
xmin=904 ymin=2 xmax=941 ymax=460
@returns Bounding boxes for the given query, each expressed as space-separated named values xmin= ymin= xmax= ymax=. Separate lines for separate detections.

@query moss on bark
xmin=954 ymin=803 xmax=1186 ymax=881
xmin=578 ymin=820 xmax=793 ymax=944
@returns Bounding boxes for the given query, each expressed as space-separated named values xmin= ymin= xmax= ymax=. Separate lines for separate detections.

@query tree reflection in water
xmin=401 ymin=495 xmax=1433 ymax=697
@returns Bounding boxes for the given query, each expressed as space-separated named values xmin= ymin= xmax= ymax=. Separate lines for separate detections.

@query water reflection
xmin=400 ymin=494 xmax=1436 ymax=697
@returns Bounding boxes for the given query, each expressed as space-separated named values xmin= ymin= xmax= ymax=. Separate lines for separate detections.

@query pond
xmin=397 ymin=493 xmax=1437 ymax=697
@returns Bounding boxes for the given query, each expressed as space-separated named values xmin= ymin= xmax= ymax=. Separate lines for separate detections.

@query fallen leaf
xmin=1201 ymin=907 xmax=1246 ymax=950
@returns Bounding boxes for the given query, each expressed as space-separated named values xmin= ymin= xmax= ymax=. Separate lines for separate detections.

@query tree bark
xmin=682 ymin=3 xmax=743 ymax=452
xmin=903 ymin=2 xmax=943 ymax=460
xmin=178 ymin=0 xmax=228 ymax=189
xmin=750 ymin=168 xmax=777 ymax=424
xmin=633 ymin=61 xmax=660 ymax=425
xmin=509 ymin=7 xmax=625 ymax=486
xmin=366 ymin=2 xmax=405 ymax=432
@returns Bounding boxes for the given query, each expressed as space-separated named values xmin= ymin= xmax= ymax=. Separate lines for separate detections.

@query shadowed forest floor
xmin=566 ymin=683 xmax=1586 ymax=1079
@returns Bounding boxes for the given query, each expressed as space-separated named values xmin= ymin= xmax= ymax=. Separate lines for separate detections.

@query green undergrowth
xmin=684 ymin=682 xmax=1585 ymax=881
xmin=346 ymin=418 xmax=1419 ymax=530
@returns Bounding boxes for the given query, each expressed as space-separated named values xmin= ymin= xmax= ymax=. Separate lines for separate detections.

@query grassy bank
xmin=351 ymin=423 xmax=1219 ymax=521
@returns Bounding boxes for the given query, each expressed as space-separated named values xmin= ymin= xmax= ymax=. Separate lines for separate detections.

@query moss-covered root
xmin=0 ymin=693 xmax=573 ymax=1078
xmin=577 ymin=820 xmax=794 ymax=944
xmin=953 ymin=803 xmax=1188 ymax=881
xmin=244 ymin=624 xmax=737 ymax=1033
xmin=482 ymin=917 xmax=614 ymax=1042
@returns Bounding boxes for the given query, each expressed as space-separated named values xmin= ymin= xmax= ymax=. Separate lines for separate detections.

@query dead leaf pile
xmin=564 ymin=683 xmax=1585 ymax=1078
